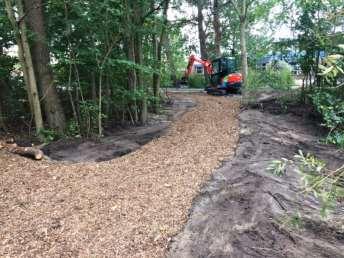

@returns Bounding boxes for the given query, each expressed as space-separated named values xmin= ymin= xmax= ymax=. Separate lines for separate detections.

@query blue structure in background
xmin=257 ymin=50 xmax=326 ymax=74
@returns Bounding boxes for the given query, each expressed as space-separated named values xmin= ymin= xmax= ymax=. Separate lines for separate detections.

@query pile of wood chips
xmin=0 ymin=94 xmax=240 ymax=257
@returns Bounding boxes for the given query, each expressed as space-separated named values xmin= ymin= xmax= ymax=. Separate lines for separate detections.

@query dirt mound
xmin=43 ymin=98 xmax=196 ymax=162
xmin=168 ymin=108 xmax=344 ymax=257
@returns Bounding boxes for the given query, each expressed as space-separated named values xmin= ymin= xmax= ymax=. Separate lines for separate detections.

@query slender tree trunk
xmin=163 ymin=34 xmax=177 ymax=87
xmin=197 ymin=1 xmax=208 ymax=60
xmin=134 ymin=33 xmax=148 ymax=124
xmin=0 ymin=47 xmax=8 ymax=130
xmin=98 ymin=70 xmax=103 ymax=136
xmin=91 ymin=71 xmax=97 ymax=101
xmin=213 ymin=0 xmax=222 ymax=57
xmin=152 ymin=0 xmax=169 ymax=113
xmin=0 ymin=102 xmax=5 ymax=131
xmin=124 ymin=0 xmax=138 ymax=123
xmin=5 ymin=0 xmax=44 ymax=134
xmin=0 ymin=80 xmax=6 ymax=130
xmin=239 ymin=16 xmax=248 ymax=87
xmin=104 ymin=75 xmax=111 ymax=120
xmin=23 ymin=0 xmax=66 ymax=133
xmin=127 ymin=34 xmax=138 ymax=123
xmin=4 ymin=0 xmax=32 ymax=112
xmin=67 ymin=60 xmax=79 ymax=129
xmin=197 ymin=1 xmax=209 ymax=83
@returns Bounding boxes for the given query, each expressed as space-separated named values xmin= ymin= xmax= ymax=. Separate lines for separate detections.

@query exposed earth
xmin=1 ymin=93 xmax=343 ymax=258
xmin=168 ymin=100 xmax=344 ymax=258
xmin=42 ymin=97 xmax=196 ymax=162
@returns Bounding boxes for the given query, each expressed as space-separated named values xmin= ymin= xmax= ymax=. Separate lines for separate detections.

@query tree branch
xmin=141 ymin=0 xmax=168 ymax=23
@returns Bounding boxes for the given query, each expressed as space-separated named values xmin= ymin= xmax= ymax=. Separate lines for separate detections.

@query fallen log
xmin=0 ymin=140 xmax=44 ymax=160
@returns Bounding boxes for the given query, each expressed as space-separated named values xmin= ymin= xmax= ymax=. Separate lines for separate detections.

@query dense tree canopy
xmin=0 ymin=0 xmax=343 ymax=141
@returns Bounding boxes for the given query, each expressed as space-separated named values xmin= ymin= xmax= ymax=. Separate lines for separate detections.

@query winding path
xmin=0 ymin=94 xmax=240 ymax=257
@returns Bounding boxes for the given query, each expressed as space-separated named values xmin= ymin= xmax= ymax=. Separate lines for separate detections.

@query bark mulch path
xmin=0 ymin=94 xmax=240 ymax=257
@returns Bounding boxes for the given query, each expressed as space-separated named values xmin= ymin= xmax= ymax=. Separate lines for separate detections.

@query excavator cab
xmin=210 ymin=57 xmax=236 ymax=87
xmin=211 ymin=57 xmax=236 ymax=75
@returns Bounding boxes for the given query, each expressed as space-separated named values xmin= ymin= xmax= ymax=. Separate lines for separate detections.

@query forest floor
xmin=169 ymin=95 xmax=344 ymax=258
xmin=2 ymin=92 xmax=343 ymax=258
xmin=0 ymin=94 xmax=240 ymax=257
xmin=42 ymin=98 xmax=196 ymax=162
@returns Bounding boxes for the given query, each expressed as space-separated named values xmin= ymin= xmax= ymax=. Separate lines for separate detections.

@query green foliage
xmin=66 ymin=120 xmax=80 ymax=137
xmin=311 ymin=90 xmax=344 ymax=147
xmin=319 ymin=51 xmax=344 ymax=82
xmin=246 ymin=66 xmax=294 ymax=91
xmin=283 ymin=212 xmax=303 ymax=229
xmin=268 ymin=150 xmax=344 ymax=218
xmin=267 ymin=158 xmax=290 ymax=176
xmin=79 ymin=100 xmax=102 ymax=138
xmin=311 ymin=48 xmax=344 ymax=147
xmin=294 ymin=151 xmax=341 ymax=218
xmin=326 ymin=131 xmax=344 ymax=147
xmin=187 ymin=74 xmax=206 ymax=88
xmin=38 ymin=128 xmax=60 ymax=143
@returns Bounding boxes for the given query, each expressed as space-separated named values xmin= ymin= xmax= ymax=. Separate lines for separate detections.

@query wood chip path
xmin=0 ymin=94 xmax=240 ymax=257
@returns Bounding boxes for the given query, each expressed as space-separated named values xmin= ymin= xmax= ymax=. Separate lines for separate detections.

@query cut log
xmin=0 ymin=141 xmax=44 ymax=160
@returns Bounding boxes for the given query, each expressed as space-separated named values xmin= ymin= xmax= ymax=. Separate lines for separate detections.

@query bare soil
xmin=0 ymin=94 xmax=240 ymax=257
xmin=42 ymin=98 xmax=196 ymax=163
xmin=168 ymin=102 xmax=344 ymax=258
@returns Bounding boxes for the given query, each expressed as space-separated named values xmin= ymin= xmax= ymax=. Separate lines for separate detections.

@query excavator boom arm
xmin=184 ymin=54 xmax=213 ymax=78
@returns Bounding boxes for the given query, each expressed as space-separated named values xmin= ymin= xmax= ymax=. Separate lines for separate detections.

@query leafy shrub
xmin=187 ymin=74 xmax=206 ymax=88
xmin=247 ymin=65 xmax=294 ymax=91
xmin=312 ymin=47 xmax=344 ymax=147
xmin=311 ymin=90 xmax=344 ymax=147
xmin=79 ymin=100 xmax=102 ymax=137
xmin=267 ymin=150 xmax=344 ymax=218
xmin=38 ymin=128 xmax=60 ymax=143
xmin=66 ymin=119 xmax=80 ymax=137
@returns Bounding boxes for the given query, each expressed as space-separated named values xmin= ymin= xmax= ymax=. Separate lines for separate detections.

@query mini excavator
xmin=182 ymin=54 xmax=242 ymax=94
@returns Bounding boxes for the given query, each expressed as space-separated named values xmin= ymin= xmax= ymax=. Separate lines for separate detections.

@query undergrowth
xmin=267 ymin=150 xmax=344 ymax=218
xmin=246 ymin=65 xmax=294 ymax=91
xmin=187 ymin=74 xmax=207 ymax=88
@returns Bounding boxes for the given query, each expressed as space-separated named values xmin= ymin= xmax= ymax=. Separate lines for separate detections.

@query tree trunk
xmin=91 ymin=71 xmax=97 ymax=101
xmin=0 ymin=47 xmax=8 ymax=130
xmin=23 ymin=0 xmax=66 ymax=133
xmin=5 ymin=0 xmax=44 ymax=134
xmin=104 ymin=75 xmax=111 ymax=120
xmin=239 ymin=16 xmax=248 ymax=87
xmin=124 ymin=0 xmax=138 ymax=123
xmin=152 ymin=0 xmax=169 ymax=113
xmin=163 ymin=34 xmax=177 ymax=87
xmin=0 ymin=89 xmax=5 ymax=130
xmin=213 ymin=0 xmax=222 ymax=57
xmin=134 ymin=33 xmax=148 ymax=124
xmin=0 ymin=140 xmax=44 ymax=160
xmin=0 ymin=78 xmax=8 ymax=131
xmin=197 ymin=1 xmax=209 ymax=83
xmin=0 ymin=103 xmax=5 ymax=131
xmin=197 ymin=1 xmax=208 ymax=60
xmin=127 ymin=34 xmax=138 ymax=123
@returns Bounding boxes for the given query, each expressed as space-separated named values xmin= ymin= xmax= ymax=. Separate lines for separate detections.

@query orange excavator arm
xmin=184 ymin=54 xmax=213 ymax=78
